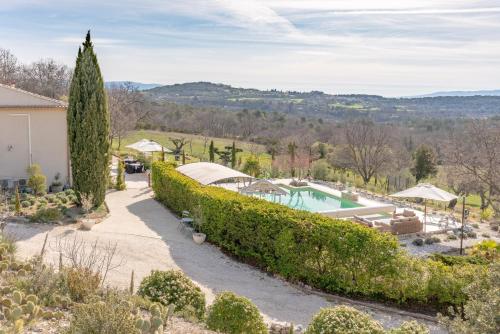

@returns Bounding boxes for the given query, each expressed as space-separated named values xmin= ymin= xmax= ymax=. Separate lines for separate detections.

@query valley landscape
xmin=0 ymin=1 xmax=499 ymax=334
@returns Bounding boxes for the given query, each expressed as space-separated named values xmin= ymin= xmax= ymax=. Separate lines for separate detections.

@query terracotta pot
xmin=192 ymin=232 xmax=206 ymax=244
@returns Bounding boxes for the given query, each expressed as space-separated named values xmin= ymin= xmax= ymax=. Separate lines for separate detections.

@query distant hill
xmin=105 ymin=81 xmax=162 ymax=91
xmin=412 ymin=89 xmax=500 ymax=98
xmin=143 ymin=82 xmax=500 ymax=121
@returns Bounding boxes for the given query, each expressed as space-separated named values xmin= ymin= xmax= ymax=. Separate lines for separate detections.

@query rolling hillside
xmin=144 ymin=82 xmax=500 ymax=120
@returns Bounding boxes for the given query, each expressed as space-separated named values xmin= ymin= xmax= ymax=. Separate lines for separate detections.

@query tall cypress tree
xmin=231 ymin=141 xmax=236 ymax=168
xmin=67 ymin=31 xmax=110 ymax=207
xmin=209 ymin=141 xmax=215 ymax=162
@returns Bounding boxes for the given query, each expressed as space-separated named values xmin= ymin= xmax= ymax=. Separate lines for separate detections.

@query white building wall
xmin=0 ymin=108 xmax=69 ymax=187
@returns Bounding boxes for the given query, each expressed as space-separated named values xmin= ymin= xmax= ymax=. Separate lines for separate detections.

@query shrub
xmin=311 ymin=160 xmax=329 ymax=181
xmin=27 ymin=164 xmax=47 ymax=196
xmin=447 ymin=234 xmax=458 ymax=240
xmin=65 ymin=188 xmax=76 ymax=196
xmin=429 ymin=253 xmax=489 ymax=266
xmin=431 ymin=236 xmax=441 ymax=243
xmin=30 ymin=207 xmax=62 ymax=223
xmin=471 ymin=223 xmax=479 ymax=229
xmin=14 ymin=187 xmax=21 ymax=215
xmin=45 ymin=194 xmax=56 ymax=203
xmin=65 ymin=292 xmax=136 ymax=334
xmin=21 ymin=200 xmax=31 ymax=208
xmin=151 ymin=162 xmax=484 ymax=308
xmin=64 ymin=267 xmax=101 ymax=302
xmin=206 ymin=291 xmax=267 ymax=334
xmin=138 ymin=270 xmax=205 ymax=320
xmin=152 ymin=163 xmax=399 ymax=300
xmin=413 ymin=238 xmax=424 ymax=246
xmin=480 ymin=207 xmax=494 ymax=222
xmin=115 ymin=160 xmax=126 ymax=191
xmin=387 ymin=320 xmax=429 ymax=334
xmin=469 ymin=240 xmax=499 ymax=262
xmin=424 ymin=237 xmax=434 ymax=245
xmin=482 ymin=233 xmax=490 ymax=238
xmin=439 ymin=262 xmax=499 ymax=334
xmin=467 ymin=231 xmax=477 ymax=238
xmin=305 ymin=306 xmax=384 ymax=334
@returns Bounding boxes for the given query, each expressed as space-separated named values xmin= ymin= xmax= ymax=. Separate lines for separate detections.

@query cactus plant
xmin=12 ymin=291 xmax=23 ymax=305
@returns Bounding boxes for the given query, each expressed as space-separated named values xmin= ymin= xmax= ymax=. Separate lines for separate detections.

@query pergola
xmin=176 ymin=162 xmax=253 ymax=185
xmin=240 ymin=179 xmax=286 ymax=196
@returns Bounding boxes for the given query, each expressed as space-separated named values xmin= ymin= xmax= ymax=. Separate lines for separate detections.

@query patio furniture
xmin=390 ymin=183 xmax=458 ymax=233
xmin=177 ymin=210 xmax=194 ymax=233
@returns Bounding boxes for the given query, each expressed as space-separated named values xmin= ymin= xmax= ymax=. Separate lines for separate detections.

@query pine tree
xmin=411 ymin=145 xmax=437 ymax=182
xmin=209 ymin=140 xmax=215 ymax=162
xmin=67 ymin=31 xmax=110 ymax=207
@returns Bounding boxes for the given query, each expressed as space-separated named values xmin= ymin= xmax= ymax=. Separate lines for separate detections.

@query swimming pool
xmin=254 ymin=185 xmax=362 ymax=212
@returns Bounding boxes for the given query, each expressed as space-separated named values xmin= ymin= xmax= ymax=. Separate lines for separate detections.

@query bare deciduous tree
xmin=338 ymin=119 xmax=393 ymax=184
xmin=0 ymin=48 xmax=18 ymax=84
xmin=52 ymin=235 xmax=124 ymax=285
xmin=17 ymin=59 xmax=71 ymax=98
xmin=446 ymin=120 xmax=500 ymax=215
xmin=108 ymin=82 xmax=146 ymax=149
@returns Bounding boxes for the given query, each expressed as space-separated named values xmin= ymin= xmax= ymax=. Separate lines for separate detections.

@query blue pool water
xmin=255 ymin=185 xmax=362 ymax=212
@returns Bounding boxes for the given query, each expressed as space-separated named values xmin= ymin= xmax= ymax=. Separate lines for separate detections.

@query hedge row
xmin=152 ymin=162 xmax=486 ymax=308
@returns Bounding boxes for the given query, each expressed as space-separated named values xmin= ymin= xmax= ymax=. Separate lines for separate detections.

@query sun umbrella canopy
xmin=390 ymin=183 xmax=457 ymax=202
xmin=240 ymin=179 xmax=287 ymax=196
xmin=126 ymin=139 xmax=172 ymax=153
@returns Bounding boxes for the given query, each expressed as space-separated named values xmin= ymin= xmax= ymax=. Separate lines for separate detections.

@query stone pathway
xmin=7 ymin=175 xmax=445 ymax=332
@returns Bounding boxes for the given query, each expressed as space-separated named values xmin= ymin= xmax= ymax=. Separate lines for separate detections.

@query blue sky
xmin=1 ymin=0 xmax=500 ymax=96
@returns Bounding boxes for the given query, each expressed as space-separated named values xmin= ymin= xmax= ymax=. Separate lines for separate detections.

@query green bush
xmin=467 ymin=231 xmax=477 ymax=238
xmin=206 ymin=291 xmax=267 ymax=334
xmin=429 ymin=253 xmax=489 ymax=266
xmin=387 ymin=320 xmax=429 ymax=334
xmin=151 ymin=162 xmax=485 ymax=308
xmin=30 ymin=208 xmax=63 ymax=223
xmin=45 ymin=194 xmax=56 ymax=203
xmin=27 ymin=164 xmax=47 ymax=196
xmin=64 ymin=189 xmax=76 ymax=196
xmin=21 ymin=200 xmax=31 ymax=208
xmin=311 ymin=160 xmax=329 ymax=181
xmin=305 ymin=306 xmax=384 ymax=334
xmin=424 ymin=237 xmax=434 ymax=245
xmin=413 ymin=238 xmax=424 ymax=246
xmin=152 ymin=163 xmax=400 ymax=299
xmin=138 ymin=270 xmax=205 ymax=320
xmin=67 ymin=194 xmax=77 ymax=204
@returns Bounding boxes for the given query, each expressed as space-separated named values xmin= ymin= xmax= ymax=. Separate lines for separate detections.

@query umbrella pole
xmin=424 ymin=199 xmax=427 ymax=233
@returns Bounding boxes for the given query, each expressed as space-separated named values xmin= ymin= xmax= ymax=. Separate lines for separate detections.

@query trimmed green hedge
xmin=152 ymin=162 xmax=485 ymax=307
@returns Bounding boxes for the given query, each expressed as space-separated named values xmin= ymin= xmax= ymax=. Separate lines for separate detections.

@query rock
xmin=269 ymin=322 xmax=304 ymax=334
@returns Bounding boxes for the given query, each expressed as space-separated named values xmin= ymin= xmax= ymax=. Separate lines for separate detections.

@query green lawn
xmin=329 ymin=103 xmax=365 ymax=110
xmin=114 ymin=130 xmax=272 ymax=168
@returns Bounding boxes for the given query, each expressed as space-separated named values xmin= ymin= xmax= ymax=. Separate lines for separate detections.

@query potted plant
xmin=80 ymin=193 xmax=95 ymax=230
xmin=191 ymin=205 xmax=206 ymax=245
xmin=51 ymin=172 xmax=64 ymax=193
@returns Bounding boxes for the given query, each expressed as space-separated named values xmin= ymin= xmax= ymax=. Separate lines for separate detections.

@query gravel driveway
xmin=6 ymin=175 xmax=445 ymax=332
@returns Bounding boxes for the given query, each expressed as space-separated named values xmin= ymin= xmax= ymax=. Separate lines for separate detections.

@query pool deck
xmin=270 ymin=179 xmax=395 ymax=218
xmin=216 ymin=179 xmax=457 ymax=233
